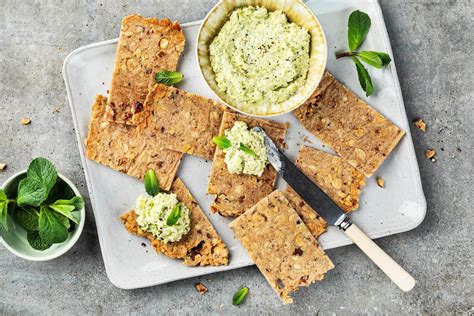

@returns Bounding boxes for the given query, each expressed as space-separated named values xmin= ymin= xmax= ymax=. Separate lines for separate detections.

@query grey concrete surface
xmin=0 ymin=0 xmax=472 ymax=314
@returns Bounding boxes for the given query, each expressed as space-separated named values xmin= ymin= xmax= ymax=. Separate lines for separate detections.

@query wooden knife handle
xmin=344 ymin=223 xmax=416 ymax=292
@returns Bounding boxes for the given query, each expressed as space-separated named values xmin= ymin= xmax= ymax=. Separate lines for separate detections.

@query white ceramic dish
xmin=63 ymin=0 xmax=426 ymax=289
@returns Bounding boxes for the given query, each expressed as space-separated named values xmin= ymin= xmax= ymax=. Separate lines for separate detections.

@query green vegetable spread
xmin=223 ymin=121 xmax=268 ymax=176
xmin=135 ymin=193 xmax=190 ymax=243
xmin=209 ymin=6 xmax=311 ymax=115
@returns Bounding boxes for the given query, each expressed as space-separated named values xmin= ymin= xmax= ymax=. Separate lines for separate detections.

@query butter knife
xmin=252 ymin=127 xmax=416 ymax=292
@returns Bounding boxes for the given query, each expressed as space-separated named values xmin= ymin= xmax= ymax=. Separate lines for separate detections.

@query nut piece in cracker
xmin=121 ymin=178 xmax=229 ymax=267
xmin=20 ymin=117 xmax=31 ymax=125
xmin=229 ymin=190 xmax=334 ymax=304
xmin=376 ymin=177 xmax=385 ymax=188
xmin=195 ymin=283 xmax=208 ymax=294
xmin=133 ymin=84 xmax=226 ymax=160
xmin=85 ymin=95 xmax=182 ymax=191
xmin=294 ymin=71 xmax=404 ymax=177
xmin=208 ymin=112 xmax=288 ymax=217
xmin=105 ymin=15 xmax=185 ymax=125
xmin=413 ymin=119 xmax=426 ymax=132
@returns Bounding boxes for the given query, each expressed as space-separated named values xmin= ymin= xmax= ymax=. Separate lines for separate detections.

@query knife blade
xmin=253 ymin=126 xmax=416 ymax=292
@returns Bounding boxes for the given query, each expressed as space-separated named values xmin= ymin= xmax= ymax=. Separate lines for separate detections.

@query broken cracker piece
xmin=229 ymin=190 xmax=334 ymax=304
xmin=195 ymin=283 xmax=208 ymax=294
xmin=20 ymin=118 xmax=31 ymax=125
xmin=413 ymin=119 xmax=426 ymax=132
xmin=425 ymin=149 xmax=436 ymax=159
xmin=0 ymin=163 xmax=6 ymax=171
xmin=376 ymin=177 xmax=385 ymax=188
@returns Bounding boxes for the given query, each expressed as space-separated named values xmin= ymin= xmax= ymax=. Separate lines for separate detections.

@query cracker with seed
xmin=132 ymin=84 xmax=226 ymax=160
xmin=208 ymin=112 xmax=288 ymax=217
xmin=105 ymin=14 xmax=185 ymax=125
xmin=285 ymin=146 xmax=365 ymax=238
xmin=294 ymin=71 xmax=404 ymax=176
xmin=229 ymin=190 xmax=334 ymax=304
xmin=121 ymin=178 xmax=229 ymax=266
xmin=85 ymin=95 xmax=182 ymax=191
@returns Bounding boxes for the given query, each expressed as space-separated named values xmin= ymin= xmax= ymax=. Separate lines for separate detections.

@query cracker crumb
xmin=425 ymin=149 xmax=436 ymax=159
xmin=20 ymin=117 xmax=31 ymax=125
xmin=195 ymin=282 xmax=208 ymax=295
xmin=0 ymin=163 xmax=6 ymax=171
xmin=376 ymin=177 xmax=385 ymax=188
xmin=302 ymin=135 xmax=313 ymax=144
xmin=413 ymin=119 xmax=426 ymax=132
xmin=53 ymin=107 xmax=61 ymax=113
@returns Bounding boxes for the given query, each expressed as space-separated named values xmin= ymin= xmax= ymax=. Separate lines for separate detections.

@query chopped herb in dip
xmin=209 ymin=6 xmax=311 ymax=115
xmin=214 ymin=121 xmax=268 ymax=176
xmin=135 ymin=193 xmax=190 ymax=243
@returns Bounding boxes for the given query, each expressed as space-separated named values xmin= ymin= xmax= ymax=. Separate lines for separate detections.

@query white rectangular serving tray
xmin=63 ymin=0 xmax=426 ymax=289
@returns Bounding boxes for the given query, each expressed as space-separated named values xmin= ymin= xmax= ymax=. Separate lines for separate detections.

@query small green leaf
xmin=155 ymin=71 xmax=184 ymax=86
xmin=212 ymin=136 xmax=232 ymax=150
xmin=27 ymin=157 xmax=57 ymax=195
xmin=15 ymin=206 xmax=39 ymax=231
xmin=348 ymin=10 xmax=371 ymax=51
xmin=0 ymin=189 xmax=7 ymax=203
xmin=352 ymin=57 xmax=374 ymax=96
xmin=239 ymin=143 xmax=257 ymax=157
xmin=27 ymin=230 xmax=53 ymax=250
xmin=232 ymin=287 xmax=249 ymax=305
xmin=166 ymin=204 xmax=181 ymax=226
xmin=17 ymin=178 xmax=48 ymax=207
xmin=39 ymin=206 xmax=69 ymax=244
xmin=144 ymin=169 xmax=159 ymax=197
xmin=54 ymin=213 xmax=71 ymax=229
xmin=0 ymin=202 xmax=8 ymax=231
xmin=48 ymin=196 xmax=83 ymax=224
xmin=356 ymin=51 xmax=383 ymax=68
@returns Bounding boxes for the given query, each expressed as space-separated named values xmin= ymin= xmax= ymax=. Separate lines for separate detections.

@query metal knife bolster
xmin=253 ymin=127 xmax=351 ymax=228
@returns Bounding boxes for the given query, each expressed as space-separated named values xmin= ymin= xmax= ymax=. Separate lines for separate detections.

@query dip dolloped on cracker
xmin=294 ymin=71 xmax=404 ymax=176
xmin=229 ymin=190 xmax=334 ymax=304
xmin=85 ymin=95 xmax=182 ymax=191
xmin=208 ymin=112 xmax=288 ymax=217
xmin=133 ymin=84 xmax=227 ymax=160
xmin=105 ymin=15 xmax=185 ymax=125
xmin=121 ymin=178 xmax=229 ymax=266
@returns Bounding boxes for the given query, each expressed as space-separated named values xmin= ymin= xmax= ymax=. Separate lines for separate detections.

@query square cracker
xmin=105 ymin=15 xmax=185 ymax=125
xmin=229 ymin=190 xmax=334 ymax=304
xmin=121 ymin=178 xmax=229 ymax=266
xmin=294 ymin=71 xmax=405 ymax=176
xmin=132 ymin=84 xmax=226 ymax=160
xmin=208 ymin=112 xmax=288 ymax=217
xmin=85 ymin=95 xmax=182 ymax=191
xmin=285 ymin=145 xmax=366 ymax=239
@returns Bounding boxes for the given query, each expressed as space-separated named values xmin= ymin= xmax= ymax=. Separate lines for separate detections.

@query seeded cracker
xmin=85 ymin=95 xmax=182 ymax=191
xmin=285 ymin=146 xmax=365 ymax=238
xmin=133 ymin=84 xmax=226 ymax=160
xmin=105 ymin=15 xmax=185 ymax=125
xmin=294 ymin=71 xmax=404 ymax=176
xmin=208 ymin=112 xmax=288 ymax=217
xmin=121 ymin=178 xmax=229 ymax=266
xmin=229 ymin=190 xmax=334 ymax=304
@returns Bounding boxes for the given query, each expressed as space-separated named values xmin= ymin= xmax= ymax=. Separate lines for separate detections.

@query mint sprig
xmin=336 ymin=10 xmax=392 ymax=96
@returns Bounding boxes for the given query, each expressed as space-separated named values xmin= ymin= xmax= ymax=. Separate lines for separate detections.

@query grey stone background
xmin=0 ymin=0 xmax=472 ymax=314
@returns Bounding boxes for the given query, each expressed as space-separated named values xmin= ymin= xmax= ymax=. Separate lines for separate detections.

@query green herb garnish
xmin=166 ymin=203 xmax=181 ymax=226
xmin=238 ymin=143 xmax=257 ymax=157
xmin=212 ymin=136 xmax=232 ymax=149
xmin=336 ymin=10 xmax=392 ymax=96
xmin=232 ymin=287 xmax=249 ymax=305
xmin=0 ymin=157 xmax=84 ymax=250
xmin=144 ymin=169 xmax=159 ymax=197
xmin=155 ymin=70 xmax=184 ymax=86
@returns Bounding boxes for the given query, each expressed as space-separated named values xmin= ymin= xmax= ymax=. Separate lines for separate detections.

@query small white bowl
xmin=0 ymin=170 xmax=85 ymax=261
xmin=197 ymin=0 xmax=327 ymax=117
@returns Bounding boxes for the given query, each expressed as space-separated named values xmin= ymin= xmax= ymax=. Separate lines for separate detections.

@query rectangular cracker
xmin=294 ymin=71 xmax=405 ymax=176
xmin=208 ymin=112 xmax=288 ymax=217
xmin=132 ymin=84 xmax=226 ymax=160
xmin=229 ymin=190 xmax=334 ymax=304
xmin=105 ymin=15 xmax=185 ymax=125
xmin=85 ymin=95 xmax=182 ymax=191
xmin=121 ymin=178 xmax=229 ymax=266
xmin=285 ymin=145 xmax=366 ymax=239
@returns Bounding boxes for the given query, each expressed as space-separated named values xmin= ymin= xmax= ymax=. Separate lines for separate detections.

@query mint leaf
xmin=48 ymin=196 xmax=83 ymax=224
xmin=27 ymin=230 xmax=53 ymax=250
xmin=39 ymin=206 xmax=69 ymax=244
xmin=17 ymin=178 xmax=48 ymax=207
xmin=0 ymin=189 xmax=9 ymax=231
xmin=144 ymin=169 xmax=159 ymax=197
xmin=0 ymin=189 xmax=7 ymax=203
xmin=54 ymin=213 xmax=71 ymax=229
xmin=373 ymin=51 xmax=391 ymax=66
xmin=232 ymin=287 xmax=249 ymax=305
xmin=212 ymin=136 xmax=232 ymax=149
xmin=352 ymin=57 xmax=374 ymax=96
xmin=15 ymin=206 xmax=39 ymax=231
xmin=155 ymin=71 xmax=184 ymax=86
xmin=356 ymin=51 xmax=383 ymax=68
xmin=27 ymin=157 xmax=57 ymax=195
xmin=348 ymin=10 xmax=371 ymax=51
xmin=239 ymin=143 xmax=257 ymax=157
xmin=166 ymin=203 xmax=181 ymax=226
